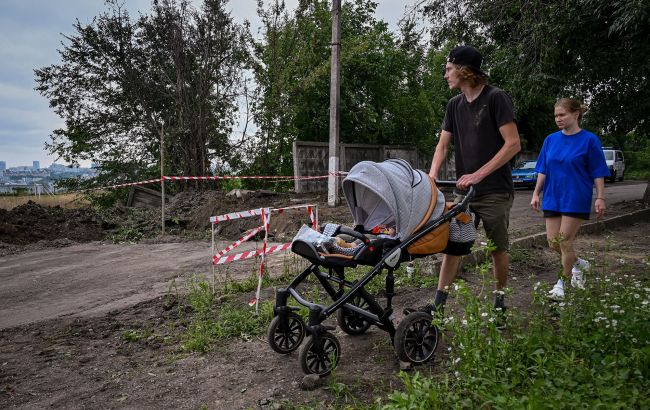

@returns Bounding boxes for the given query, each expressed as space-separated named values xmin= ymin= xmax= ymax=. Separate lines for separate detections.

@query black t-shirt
xmin=442 ymin=84 xmax=516 ymax=196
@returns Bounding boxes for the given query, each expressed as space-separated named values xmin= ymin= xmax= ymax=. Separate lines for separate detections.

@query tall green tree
xmin=423 ymin=0 xmax=650 ymax=151
xmin=243 ymin=0 xmax=451 ymax=177
xmin=35 ymin=0 xmax=245 ymax=189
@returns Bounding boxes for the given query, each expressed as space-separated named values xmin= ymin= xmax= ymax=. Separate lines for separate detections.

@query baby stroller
xmin=267 ymin=159 xmax=475 ymax=375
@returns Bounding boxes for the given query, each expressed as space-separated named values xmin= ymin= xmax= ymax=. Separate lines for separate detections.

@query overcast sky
xmin=0 ymin=0 xmax=408 ymax=168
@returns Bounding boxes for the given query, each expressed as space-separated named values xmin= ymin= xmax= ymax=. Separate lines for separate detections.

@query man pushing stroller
xmin=405 ymin=45 xmax=521 ymax=326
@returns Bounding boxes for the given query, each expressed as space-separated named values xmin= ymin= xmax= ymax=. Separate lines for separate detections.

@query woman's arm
xmin=594 ymin=177 xmax=605 ymax=218
xmin=530 ymin=173 xmax=546 ymax=212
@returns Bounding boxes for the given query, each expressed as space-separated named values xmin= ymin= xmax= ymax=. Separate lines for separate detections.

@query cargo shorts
xmin=454 ymin=191 xmax=514 ymax=251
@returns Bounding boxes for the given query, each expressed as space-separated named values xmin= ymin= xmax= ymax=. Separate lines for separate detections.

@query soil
xmin=0 ymin=186 xmax=648 ymax=409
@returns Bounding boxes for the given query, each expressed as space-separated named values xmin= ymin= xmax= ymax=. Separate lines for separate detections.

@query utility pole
xmin=160 ymin=121 xmax=165 ymax=236
xmin=327 ymin=0 xmax=341 ymax=207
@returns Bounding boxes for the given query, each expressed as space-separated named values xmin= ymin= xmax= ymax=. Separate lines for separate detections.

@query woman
xmin=531 ymin=98 xmax=610 ymax=300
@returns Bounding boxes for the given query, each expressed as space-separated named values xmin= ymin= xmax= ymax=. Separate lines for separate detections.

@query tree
xmin=35 ymin=0 xmax=245 ymax=190
xmin=243 ymin=0 xmax=451 ymax=178
xmin=423 ymin=0 xmax=650 ymax=152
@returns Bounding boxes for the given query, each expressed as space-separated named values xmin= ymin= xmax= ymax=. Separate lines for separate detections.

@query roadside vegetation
xmin=139 ymin=238 xmax=650 ymax=409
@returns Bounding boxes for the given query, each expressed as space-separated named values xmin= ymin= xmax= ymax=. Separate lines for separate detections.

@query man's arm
xmin=456 ymin=121 xmax=521 ymax=190
xmin=429 ymin=130 xmax=453 ymax=180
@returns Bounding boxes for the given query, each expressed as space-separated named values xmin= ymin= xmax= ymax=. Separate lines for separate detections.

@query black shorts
xmin=543 ymin=210 xmax=590 ymax=220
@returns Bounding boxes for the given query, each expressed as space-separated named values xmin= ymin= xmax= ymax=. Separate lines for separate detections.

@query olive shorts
xmin=455 ymin=192 xmax=514 ymax=251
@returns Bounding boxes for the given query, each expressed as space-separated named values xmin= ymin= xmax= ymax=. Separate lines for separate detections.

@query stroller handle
xmin=434 ymin=181 xmax=476 ymax=202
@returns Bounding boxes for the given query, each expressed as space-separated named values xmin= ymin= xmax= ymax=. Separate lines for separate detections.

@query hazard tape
xmin=210 ymin=204 xmax=317 ymax=223
xmin=164 ymin=175 xmax=332 ymax=181
xmin=212 ymin=242 xmax=291 ymax=265
xmin=78 ymin=178 xmax=164 ymax=192
xmin=214 ymin=226 xmax=264 ymax=259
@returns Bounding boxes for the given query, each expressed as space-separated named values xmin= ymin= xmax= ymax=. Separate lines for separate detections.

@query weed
xmin=121 ymin=328 xmax=152 ymax=342
xmin=382 ymin=257 xmax=650 ymax=409
xmin=107 ymin=227 xmax=144 ymax=243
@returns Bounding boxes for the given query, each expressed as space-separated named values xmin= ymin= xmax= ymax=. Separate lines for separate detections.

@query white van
xmin=602 ymin=147 xmax=625 ymax=182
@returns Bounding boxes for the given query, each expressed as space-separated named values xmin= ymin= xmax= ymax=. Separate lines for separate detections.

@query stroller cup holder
xmin=268 ymin=159 xmax=475 ymax=377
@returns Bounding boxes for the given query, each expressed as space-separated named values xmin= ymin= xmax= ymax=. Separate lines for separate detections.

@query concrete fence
xmin=292 ymin=141 xmax=455 ymax=193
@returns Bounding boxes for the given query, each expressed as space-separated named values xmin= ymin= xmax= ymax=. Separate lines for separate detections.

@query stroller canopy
xmin=342 ymin=158 xmax=445 ymax=240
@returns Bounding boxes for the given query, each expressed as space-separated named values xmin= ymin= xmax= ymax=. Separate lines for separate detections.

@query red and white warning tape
xmin=214 ymin=226 xmax=265 ymax=259
xmin=78 ymin=178 xmax=164 ymax=192
xmin=210 ymin=204 xmax=317 ymax=224
xmin=76 ymin=172 xmax=348 ymax=192
xmin=164 ymin=174 xmax=331 ymax=181
xmin=212 ymin=242 xmax=291 ymax=265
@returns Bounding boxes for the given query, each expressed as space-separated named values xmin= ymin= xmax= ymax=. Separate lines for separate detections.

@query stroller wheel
xmin=394 ymin=312 xmax=439 ymax=364
xmin=336 ymin=295 xmax=373 ymax=335
xmin=267 ymin=312 xmax=306 ymax=354
xmin=298 ymin=331 xmax=341 ymax=376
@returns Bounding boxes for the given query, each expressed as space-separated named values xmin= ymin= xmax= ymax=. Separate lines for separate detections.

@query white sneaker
xmin=571 ymin=258 xmax=589 ymax=289
xmin=548 ymin=280 xmax=565 ymax=300
xmin=573 ymin=258 xmax=590 ymax=272
xmin=571 ymin=271 xmax=585 ymax=289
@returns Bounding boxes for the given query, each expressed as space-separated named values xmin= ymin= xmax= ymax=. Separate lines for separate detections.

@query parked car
xmin=602 ymin=147 xmax=625 ymax=182
xmin=512 ymin=160 xmax=537 ymax=189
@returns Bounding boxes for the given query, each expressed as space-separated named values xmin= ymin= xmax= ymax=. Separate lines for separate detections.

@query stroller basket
xmin=267 ymin=159 xmax=476 ymax=376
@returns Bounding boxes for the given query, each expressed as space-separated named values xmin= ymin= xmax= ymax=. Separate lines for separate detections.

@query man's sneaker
xmin=548 ymin=280 xmax=565 ymax=301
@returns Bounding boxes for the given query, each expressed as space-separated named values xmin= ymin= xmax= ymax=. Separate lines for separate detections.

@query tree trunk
xmin=643 ymin=175 xmax=650 ymax=206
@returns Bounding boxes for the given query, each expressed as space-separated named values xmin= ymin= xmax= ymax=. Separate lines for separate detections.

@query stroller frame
xmin=268 ymin=182 xmax=475 ymax=376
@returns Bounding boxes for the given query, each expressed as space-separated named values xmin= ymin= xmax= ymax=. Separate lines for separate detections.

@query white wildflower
xmin=481 ymin=312 xmax=488 ymax=318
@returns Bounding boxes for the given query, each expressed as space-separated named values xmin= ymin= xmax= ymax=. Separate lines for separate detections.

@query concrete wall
xmin=293 ymin=141 xmax=455 ymax=193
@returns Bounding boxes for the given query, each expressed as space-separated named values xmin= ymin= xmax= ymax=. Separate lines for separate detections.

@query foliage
xmin=240 ymin=0 xmax=451 ymax=179
xmin=180 ymin=276 xmax=275 ymax=352
xmin=382 ymin=266 xmax=650 ymax=409
xmin=35 ymin=0 xmax=246 ymax=192
xmin=423 ymin=0 xmax=650 ymax=151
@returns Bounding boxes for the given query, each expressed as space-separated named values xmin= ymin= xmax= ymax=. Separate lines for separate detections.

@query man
xmin=409 ymin=45 xmax=521 ymax=321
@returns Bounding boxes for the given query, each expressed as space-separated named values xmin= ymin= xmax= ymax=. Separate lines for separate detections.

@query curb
xmin=457 ymin=206 xmax=650 ymax=269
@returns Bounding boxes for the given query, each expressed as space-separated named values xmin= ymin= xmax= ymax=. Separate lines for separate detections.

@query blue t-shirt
xmin=535 ymin=129 xmax=610 ymax=213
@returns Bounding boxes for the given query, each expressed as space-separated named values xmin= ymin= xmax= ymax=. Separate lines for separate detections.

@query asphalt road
xmin=0 ymin=181 xmax=646 ymax=330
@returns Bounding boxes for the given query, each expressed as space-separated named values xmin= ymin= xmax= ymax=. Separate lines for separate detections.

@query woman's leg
xmin=545 ymin=216 xmax=562 ymax=255
xmin=558 ymin=216 xmax=584 ymax=278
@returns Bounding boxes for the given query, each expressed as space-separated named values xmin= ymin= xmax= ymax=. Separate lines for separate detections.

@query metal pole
xmin=327 ymin=0 xmax=341 ymax=207
xmin=160 ymin=121 xmax=165 ymax=236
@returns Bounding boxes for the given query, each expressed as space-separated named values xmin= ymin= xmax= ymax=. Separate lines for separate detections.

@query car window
xmin=616 ymin=152 xmax=623 ymax=161
xmin=516 ymin=161 xmax=536 ymax=170
xmin=604 ymin=151 xmax=614 ymax=160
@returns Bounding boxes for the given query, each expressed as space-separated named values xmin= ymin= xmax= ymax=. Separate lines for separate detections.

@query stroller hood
xmin=342 ymin=158 xmax=445 ymax=239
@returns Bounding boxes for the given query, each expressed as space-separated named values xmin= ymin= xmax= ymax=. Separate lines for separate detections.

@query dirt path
xmin=0 ymin=240 xmax=283 ymax=329
xmin=1 ymin=219 xmax=648 ymax=409
xmin=0 ymin=182 xmax=644 ymax=331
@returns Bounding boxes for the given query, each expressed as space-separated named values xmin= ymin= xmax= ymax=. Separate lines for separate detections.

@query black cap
xmin=447 ymin=45 xmax=488 ymax=77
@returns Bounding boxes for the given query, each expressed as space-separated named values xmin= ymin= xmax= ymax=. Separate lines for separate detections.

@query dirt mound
xmin=165 ymin=190 xmax=352 ymax=241
xmin=0 ymin=201 xmax=108 ymax=245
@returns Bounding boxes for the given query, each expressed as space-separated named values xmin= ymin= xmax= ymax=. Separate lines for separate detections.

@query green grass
xmin=381 ymin=262 xmax=650 ymax=409
xmin=179 ymin=276 xmax=276 ymax=353
xmin=121 ymin=328 xmax=152 ymax=342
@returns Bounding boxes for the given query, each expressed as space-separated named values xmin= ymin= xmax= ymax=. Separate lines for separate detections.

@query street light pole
xmin=327 ymin=0 xmax=341 ymax=207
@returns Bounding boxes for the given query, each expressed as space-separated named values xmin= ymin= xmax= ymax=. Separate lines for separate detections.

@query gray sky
xmin=0 ymin=0 xmax=408 ymax=168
